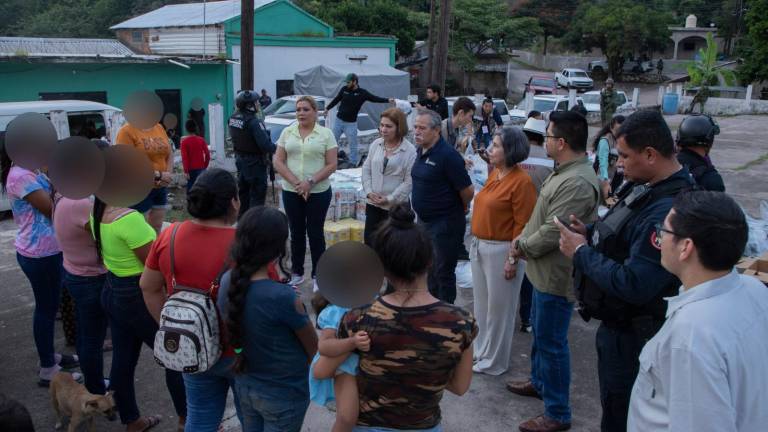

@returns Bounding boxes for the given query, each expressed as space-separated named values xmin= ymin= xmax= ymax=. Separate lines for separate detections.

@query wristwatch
xmin=306 ymin=177 xmax=316 ymax=187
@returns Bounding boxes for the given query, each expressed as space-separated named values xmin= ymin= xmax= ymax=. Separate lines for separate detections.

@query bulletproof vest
xmin=228 ymin=110 xmax=266 ymax=155
xmin=576 ymin=177 xmax=691 ymax=324
xmin=678 ymin=150 xmax=716 ymax=189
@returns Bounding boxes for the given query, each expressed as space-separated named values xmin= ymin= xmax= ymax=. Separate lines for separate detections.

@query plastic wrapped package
xmin=324 ymin=221 xmax=351 ymax=246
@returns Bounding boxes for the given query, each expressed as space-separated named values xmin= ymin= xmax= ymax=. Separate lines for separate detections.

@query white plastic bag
xmin=744 ymin=201 xmax=768 ymax=257
xmin=456 ymin=261 xmax=473 ymax=290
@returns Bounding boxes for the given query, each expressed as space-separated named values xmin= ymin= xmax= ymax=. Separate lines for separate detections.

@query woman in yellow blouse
xmin=273 ymin=96 xmax=338 ymax=288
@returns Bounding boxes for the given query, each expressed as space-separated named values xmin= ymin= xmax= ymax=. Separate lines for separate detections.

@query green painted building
xmin=0 ymin=0 xmax=397 ymax=136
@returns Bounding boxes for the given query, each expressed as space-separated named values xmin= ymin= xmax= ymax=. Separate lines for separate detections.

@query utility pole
xmin=425 ymin=0 xmax=437 ymax=86
xmin=241 ymin=0 xmax=254 ymax=91
xmin=433 ymin=0 xmax=451 ymax=89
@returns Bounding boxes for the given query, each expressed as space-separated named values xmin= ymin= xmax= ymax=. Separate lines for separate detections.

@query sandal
xmin=128 ymin=415 xmax=161 ymax=432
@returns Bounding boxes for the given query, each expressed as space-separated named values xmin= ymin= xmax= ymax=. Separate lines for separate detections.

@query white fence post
xmin=524 ymin=91 xmax=534 ymax=113
xmin=745 ymin=85 xmax=753 ymax=110
xmin=568 ymin=89 xmax=577 ymax=109
xmin=632 ymin=88 xmax=640 ymax=108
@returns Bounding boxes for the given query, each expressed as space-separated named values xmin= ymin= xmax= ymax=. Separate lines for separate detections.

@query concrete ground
xmin=1 ymin=114 xmax=766 ymax=432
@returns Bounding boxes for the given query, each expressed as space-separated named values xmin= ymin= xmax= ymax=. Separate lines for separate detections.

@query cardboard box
xmin=736 ymin=252 xmax=768 ymax=284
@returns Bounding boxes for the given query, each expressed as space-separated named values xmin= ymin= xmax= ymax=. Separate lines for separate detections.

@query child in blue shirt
xmin=310 ymin=293 xmax=370 ymax=432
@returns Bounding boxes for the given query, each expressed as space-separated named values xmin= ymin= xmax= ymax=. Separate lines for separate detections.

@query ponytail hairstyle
xmin=90 ymin=139 xmax=110 ymax=262
xmin=92 ymin=196 xmax=107 ymax=263
xmin=187 ymin=168 xmax=237 ymax=221
xmin=0 ymin=133 xmax=11 ymax=193
xmin=227 ymin=206 xmax=289 ymax=373
xmin=371 ymin=202 xmax=432 ymax=285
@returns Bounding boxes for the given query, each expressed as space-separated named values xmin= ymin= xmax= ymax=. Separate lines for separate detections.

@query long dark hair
xmin=227 ymin=206 xmax=289 ymax=373
xmin=0 ymin=133 xmax=11 ymax=193
xmin=592 ymin=114 xmax=625 ymax=152
xmin=92 ymin=196 xmax=107 ymax=262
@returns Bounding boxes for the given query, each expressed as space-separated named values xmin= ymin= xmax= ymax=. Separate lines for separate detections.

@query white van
xmin=0 ymin=100 xmax=123 ymax=211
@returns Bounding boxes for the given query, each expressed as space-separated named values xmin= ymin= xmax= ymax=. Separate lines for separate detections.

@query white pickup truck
xmin=555 ymin=68 xmax=594 ymax=92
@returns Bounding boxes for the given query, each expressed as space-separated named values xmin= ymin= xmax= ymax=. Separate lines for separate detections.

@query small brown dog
xmin=50 ymin=372 xmax=116 ymax=432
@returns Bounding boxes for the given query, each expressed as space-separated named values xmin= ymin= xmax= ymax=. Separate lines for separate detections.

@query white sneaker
xmin=289 ymin=274 xmax=305 ymax=286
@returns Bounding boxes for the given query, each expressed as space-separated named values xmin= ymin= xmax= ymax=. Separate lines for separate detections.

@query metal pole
xmin=241 ymin=0 xmax=254 ymax=90
xmin=202 ymin=0 xmax=207 ymax=59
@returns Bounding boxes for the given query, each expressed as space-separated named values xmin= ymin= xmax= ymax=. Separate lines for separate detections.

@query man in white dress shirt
xmin=628 ymin=191 xmax=768 ymax=432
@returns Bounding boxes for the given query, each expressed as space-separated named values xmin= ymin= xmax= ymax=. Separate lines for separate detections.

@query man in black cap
xmin=325 ymin=73 xmax=394 ymax=166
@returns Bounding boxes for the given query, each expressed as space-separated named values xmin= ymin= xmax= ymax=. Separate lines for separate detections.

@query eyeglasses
xmin=654 ymin=223 xmax=681 ymax=248
xmin=544 ymin=135 xmax=563 ymax=140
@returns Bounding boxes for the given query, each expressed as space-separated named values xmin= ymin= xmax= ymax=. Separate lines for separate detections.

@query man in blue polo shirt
xmin=411 ymin=108 xmax=475 ymax=304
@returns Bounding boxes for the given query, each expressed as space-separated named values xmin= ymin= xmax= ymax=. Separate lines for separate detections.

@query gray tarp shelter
xmin=293 ymin=64 xmax=409 ymax=124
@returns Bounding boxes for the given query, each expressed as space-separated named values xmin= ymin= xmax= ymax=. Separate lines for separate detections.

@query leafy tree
xmin=736 ymin=0 xmax=768 ymax=84
xmin=513 ymin=0 xmax=579 ymax=55
xmin=664 ymin=0 xmax=723 ymax=27
xmin=565 ymin=0 xmax=673 ymax=78
xmin=685 ymin=33 xmax=735 ymax=112
xmin=309 ymin=0 xmax=420 ymax=56
xmin=448 ymin=0 xmax=540 ymax=87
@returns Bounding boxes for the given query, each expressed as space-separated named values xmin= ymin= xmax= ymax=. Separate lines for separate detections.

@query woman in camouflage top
xmin=338 ymin=202 xmax=478 ymax=431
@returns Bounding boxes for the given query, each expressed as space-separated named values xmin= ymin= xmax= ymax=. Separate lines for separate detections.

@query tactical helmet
xmin=676 ymin=114 xmax=720 ymax=148
xmin=235 ymin=90 xmax=258 ymax=110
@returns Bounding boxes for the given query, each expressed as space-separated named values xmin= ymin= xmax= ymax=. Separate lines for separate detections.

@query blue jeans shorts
xmin=131 ymin=187 xmax=168 ymax=213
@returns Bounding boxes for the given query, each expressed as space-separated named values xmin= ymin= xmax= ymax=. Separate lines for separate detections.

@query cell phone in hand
xmin=556 ymin=216 xmax=578 ymax=232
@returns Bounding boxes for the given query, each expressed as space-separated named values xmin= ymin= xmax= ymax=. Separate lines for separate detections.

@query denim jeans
xmin=16 ymin=252 xmax=63 ymax=368
xmin=282 ymin=188 xmax=332 ymax=278
xmin=596 ymin=324 xmax=645 ymax=432
xmin=530 ymin=287 xmax=573 ymax=424
xmin=235 ymin=154 xmax=268 ymax=217
xmin=353 ymin=426 xmax=442 ymax=432
xmin=519 ymin=274 xmax=533 ymax=324
xmin=184 ymin=356 xmax=242 ymax=432
xmin=363 ymin=204 xmax=389 ymax=246
xmin=332 ymin=118 xmax=359 ymax=165
xmin=64 ymin=271 xmax=108 ymax=394
xmin=421 ymin=212 xmax=465 ymax=304
xmin=102 ymin=273 xmax=186 ymax=424
xmin=235 ymin=380 xmax=309 ymax=432
xmin=187 ymin=168 xmax=205 ymax=194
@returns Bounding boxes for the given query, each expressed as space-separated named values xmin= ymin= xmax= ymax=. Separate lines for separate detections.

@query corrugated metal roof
xmin=0 ymin=37 xmax=134 ymax=56
xmin=110 ymin=0 xmax=275 ymax=29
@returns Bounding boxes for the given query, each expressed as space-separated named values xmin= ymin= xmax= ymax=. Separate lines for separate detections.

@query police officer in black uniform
xmin=228 ymin=90 xmax=275 ymax=217
xmin=676 ymin=113 xmax=725 ymax=192
xmin=554 ymin=111 xmax=694 ymax=432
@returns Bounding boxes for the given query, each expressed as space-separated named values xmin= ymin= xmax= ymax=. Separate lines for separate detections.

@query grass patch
xmin=735 ymin=152 xmax=768 ymax=171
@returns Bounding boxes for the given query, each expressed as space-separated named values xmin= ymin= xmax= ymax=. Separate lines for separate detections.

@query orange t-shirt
xmin=471 ymin=166 xmax=537 ymax=241
xmin=116 ymin=123 xmax=172 ymax=172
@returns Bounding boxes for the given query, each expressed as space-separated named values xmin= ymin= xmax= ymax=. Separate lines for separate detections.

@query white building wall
xmin=231 ymin=45 xmax=391 ymax=98
xmin=149 ymin=26 xmax=226 ymax=56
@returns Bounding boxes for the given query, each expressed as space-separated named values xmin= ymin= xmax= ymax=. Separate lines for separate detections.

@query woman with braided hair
xmin=218 ymin=206 xmax=318 ymax=432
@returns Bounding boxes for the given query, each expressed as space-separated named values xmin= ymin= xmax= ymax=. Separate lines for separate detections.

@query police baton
xmin=268 ymin=154 xmax=277 ymax=205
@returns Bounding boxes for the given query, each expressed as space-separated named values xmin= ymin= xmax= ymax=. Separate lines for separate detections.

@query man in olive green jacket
xmin=507 ymin=111 xmax=600 ymax=432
